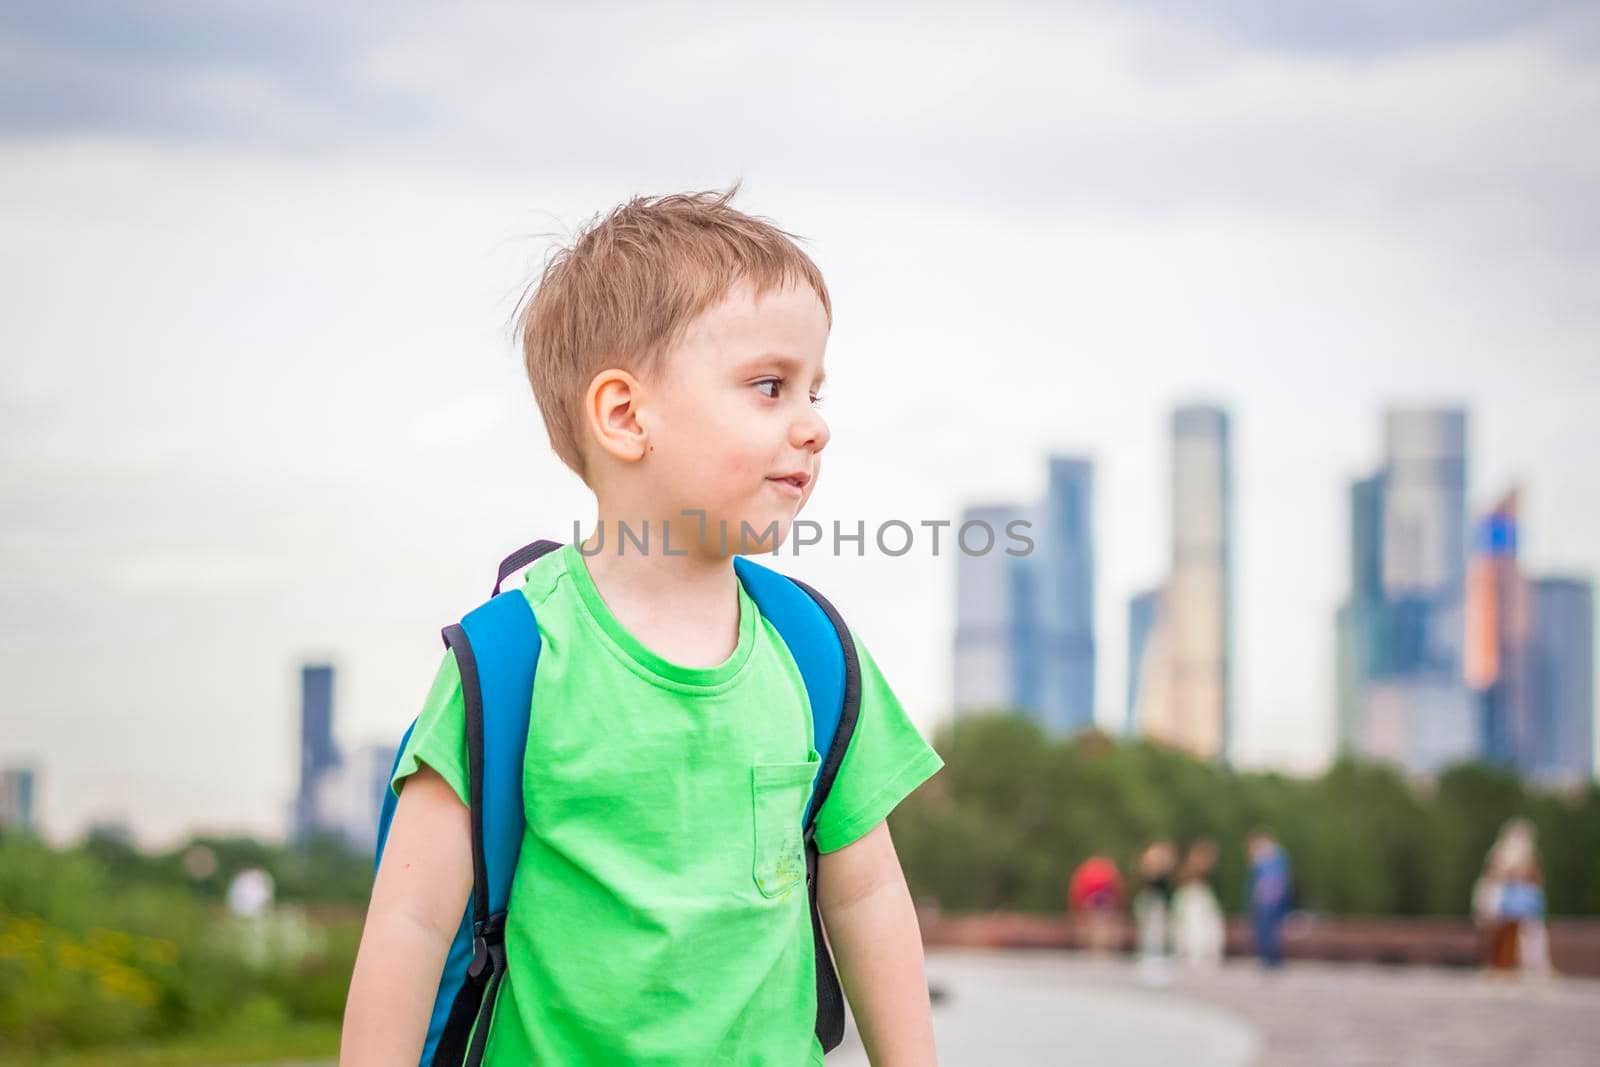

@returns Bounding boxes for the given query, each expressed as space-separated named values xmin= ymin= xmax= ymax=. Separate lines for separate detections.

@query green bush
xmin=0 ymin=831 xmax=365 ymax=1060
xmin=891 ymin=713 xmax=1600 ymax=918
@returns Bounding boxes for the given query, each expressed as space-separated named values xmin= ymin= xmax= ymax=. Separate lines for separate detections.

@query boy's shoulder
xmin=513 ymin=540 xmax=576 ymax=605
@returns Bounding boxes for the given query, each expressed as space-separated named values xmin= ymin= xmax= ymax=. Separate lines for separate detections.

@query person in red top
xmin=1067 ymin=856 xmax=1125 ymax=955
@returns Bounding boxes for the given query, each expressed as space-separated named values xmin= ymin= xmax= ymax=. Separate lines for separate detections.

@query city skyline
xmin=954 ymin=400 xmax=1592 ymax=779
xmin=6 ymin=390 xmax=1596 ymax=846
xmin=1339 ymin=413 xmax=1595 ymax=780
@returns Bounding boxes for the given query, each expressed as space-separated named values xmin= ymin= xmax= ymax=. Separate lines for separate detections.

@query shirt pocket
xmin=750 ymin=756 xmax=820 ymax=899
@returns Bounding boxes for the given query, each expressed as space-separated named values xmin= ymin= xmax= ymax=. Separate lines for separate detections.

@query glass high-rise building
xmin=0 ymin=766 xmax=36 ymax=833
xmin=1336 ymin=473 xmax=1387 ymax=749
xmin=1464 ymin=491 xmax=1534 ymax=767
xmin=1126 ymin=586 xmax=1163 ymax=737
xmin=1382 ymin=411 xmax=1469 ymax=598
xmin=1037 ymin=458 xmax=1096 ymax=735
xmin=294 ymin=663 xmax=340 ymax=843
xmin=953 ymin=502 xmax=1035 ymax=719
xmin=1528 ymin=577 xmax=1595 ymax=786
xmin=1146 ymin=405 xmax=1232 ymax=761
xmin=1338 ymin=409 xmax=1478 ymax=774
xmin=952 ymin=456 xmax=1097 ymax=737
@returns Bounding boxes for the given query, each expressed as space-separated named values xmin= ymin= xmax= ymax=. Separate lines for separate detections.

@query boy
xmin=341 ymin=188 xmax=945 ymax=1065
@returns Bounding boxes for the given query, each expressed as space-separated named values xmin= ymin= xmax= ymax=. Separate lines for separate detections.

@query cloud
xmin=1118 ymin=0 xmax=1597 ymax=58
xmin=1 ymin=1 xmax=1596 ymax=277
xmin=0 ymin=0 xmax=427 ymax=144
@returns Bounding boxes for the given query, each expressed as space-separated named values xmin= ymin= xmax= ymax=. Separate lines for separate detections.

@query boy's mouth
xmin=767 ymin=471 xmax=810 ymax=497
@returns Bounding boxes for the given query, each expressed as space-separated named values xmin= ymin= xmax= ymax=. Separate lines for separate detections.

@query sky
xmin=2 ymin=1 xmax=1597 ymax=846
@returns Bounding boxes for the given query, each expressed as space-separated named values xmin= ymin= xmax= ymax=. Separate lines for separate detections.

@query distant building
xmin=1336 ymin=473 xmax=1386 ymax=749
xmin=1162 ymin=406 xmax=1233 ymax=760
xmin=1337 ymin=409 xmax=1477 ymax=775
xmin=1035 ymin=458 xmax=1097 ymax=735
xmin=1527 ymin=577 xmax=1595 ymax=787
xmin=1130 ymin=405 xmax=1234 ymax=762
xmin=1126 ymin=586 xmax=1163 ymax=736
xmin=0 ymin=766 xmax=37 ymax=833
xmin=1382 ymin=410 xmax=1469 ymax=597
xmin=294 ymin=663 xmax=340 ymax=844
xmin=316 ymin=743 xmax=399 ymax=857
xmin=1464 ymin=490 xmax=1535 ymax=767
xmin=952 ymin=455 xmax=1097 ymax=737
xmin=953 ymin=502 xmax=1035 ymax=719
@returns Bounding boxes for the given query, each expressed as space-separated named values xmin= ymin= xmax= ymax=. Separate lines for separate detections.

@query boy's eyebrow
xmin=743 ymin=352 xmax=827 ymax=389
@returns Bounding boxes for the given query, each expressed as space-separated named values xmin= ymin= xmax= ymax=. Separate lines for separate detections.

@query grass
xmin=15 ymin=1022 xmax=340 ymax=1067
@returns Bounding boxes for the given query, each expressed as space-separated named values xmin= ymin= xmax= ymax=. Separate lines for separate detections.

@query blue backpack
xmin=373 ymin=539 xmax=863 ymax=1065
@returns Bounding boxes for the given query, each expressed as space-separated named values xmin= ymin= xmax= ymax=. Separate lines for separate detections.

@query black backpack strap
xmin=790 ymin=574 xmax=863 ymax=840
xmin=435 ymin=538 xmax=564 ymax=1066
xmin=431 ymin=622 xmax=497 ymax=1066
xmin=493 ymin=539 xmax=565 ymax=596
xmin=787 ymin=575 xmax=862 ymax=1053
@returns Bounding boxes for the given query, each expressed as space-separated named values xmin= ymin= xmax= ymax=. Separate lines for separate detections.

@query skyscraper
xmin=1036 ymin=457 xmax=1097 ymax=735
xmin=1528 ymin=577 xmax=1595 ymax=787
xmin=0 ymin=766 xmax=37 ymax=833
xmin=1464 ymin=490 xmax=1534 ymax=766
xmin=1381 ymin=411 xmax=1469 ymax=598
xmin=1338 ymin=409 xmax=1478 ymax=774
xmin=1138 ymin=405 xmax=1233 ymax=761
xmin=1336 ymin=473 xmax=1387 ymax=749
xmin=952 ymin=456 xmax=1097 ymax=736
xmin=953 ymin=502 xmax=1035 ymax=718
xmin=294 ymin=663 xmax=340 ymax=843
xmin=1126 ymin=586 xmax=1163 ymax=737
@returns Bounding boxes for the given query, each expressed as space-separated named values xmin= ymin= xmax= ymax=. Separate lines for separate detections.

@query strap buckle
xmin=468 ymin=912 xmax=508 ymax=980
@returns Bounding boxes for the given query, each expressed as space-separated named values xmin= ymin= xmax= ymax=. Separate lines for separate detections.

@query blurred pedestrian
xmin=1067 ymin=856 xmax=1125 ymax=957
xmin=1173 ymin=839 xmax=1225 ymax=969
xmin=1472 ymin=839 xmax=1513 ymax=969
xmin=1247 ymin=829 xmax=1292 ymax=970
xmin=1133 ymin=840 xmax=1176 ymax=985
xmin=1475 ymin=817 xmax=1551 ymax=976
xmin=1503 ymin=856 xmax=1550 ymax=976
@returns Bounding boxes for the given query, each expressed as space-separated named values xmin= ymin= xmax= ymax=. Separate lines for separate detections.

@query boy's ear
xmin=584 ymin=368 xmax=649 ymax=464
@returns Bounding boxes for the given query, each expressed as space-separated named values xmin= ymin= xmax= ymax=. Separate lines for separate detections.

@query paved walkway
xmin=831 ymin=950 xmax=1259 ymax=1066
xmin=275 ymin=949 xmax=1599 ymax=1066
xmin=828 ymin=948 xmax=1600 ymax=1066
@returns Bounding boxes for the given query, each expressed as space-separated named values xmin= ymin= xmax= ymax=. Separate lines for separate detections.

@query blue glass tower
xmin=294 ymin=663 xmax=339 ymax=843
xmin=953 ymin=456 xmax=1097 ymax=737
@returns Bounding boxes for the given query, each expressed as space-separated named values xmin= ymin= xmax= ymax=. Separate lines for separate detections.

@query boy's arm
xmin=341 ymin=764 xmax=474 ymax=1066
xmin=817 ymin=820 xmax=938 ymax=1067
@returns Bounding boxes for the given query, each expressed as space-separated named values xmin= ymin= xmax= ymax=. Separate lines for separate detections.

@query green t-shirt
xmin=390 ymin=544 xmax=944 ymax=1066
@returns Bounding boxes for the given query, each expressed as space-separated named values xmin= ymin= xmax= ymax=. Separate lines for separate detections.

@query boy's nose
xmin=792 ymin=408 xmax=830 ymax=453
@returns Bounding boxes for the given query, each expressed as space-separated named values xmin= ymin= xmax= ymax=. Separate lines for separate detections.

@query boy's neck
xmin=575 ymin=512 xmax=743 ymax=670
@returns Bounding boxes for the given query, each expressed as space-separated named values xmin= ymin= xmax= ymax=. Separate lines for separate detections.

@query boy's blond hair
xmin=514 ymin=184 xmax=832 ymax=483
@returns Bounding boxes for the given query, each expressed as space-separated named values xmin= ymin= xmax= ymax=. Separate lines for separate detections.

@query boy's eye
xmin=755 ymin=378 xmax=825 ymax=406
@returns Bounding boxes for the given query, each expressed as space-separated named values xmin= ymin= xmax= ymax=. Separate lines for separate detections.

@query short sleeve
xmin=389 ymin=647 xmax=471 ymax=809
xmin=812 ymin=630 xmax=945 ymax=853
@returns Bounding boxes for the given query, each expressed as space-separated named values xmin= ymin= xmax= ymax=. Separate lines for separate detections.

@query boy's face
xmin=638 ymin=277 xmax=831 ymax=556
